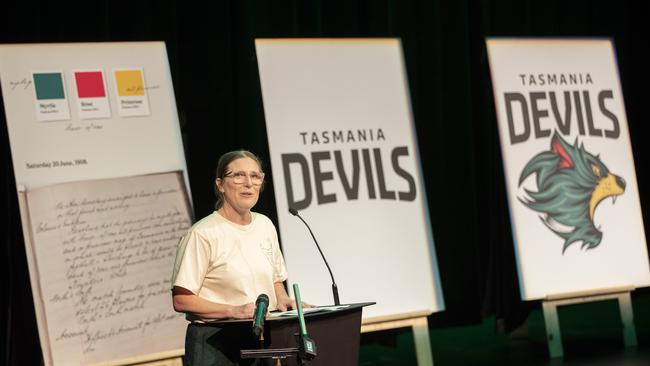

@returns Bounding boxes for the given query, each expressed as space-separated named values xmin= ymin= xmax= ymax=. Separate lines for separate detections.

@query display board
xmin=0 ymin=42 xmax=190 ymax=365
xmin=486 ymin=38 xmax=650 ymax=300
xmin=256 ymin=39 xmax=444 ymax=319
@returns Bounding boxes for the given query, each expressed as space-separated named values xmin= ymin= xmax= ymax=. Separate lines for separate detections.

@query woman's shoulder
xmin=187 ymin=211 xmax=225 ymax=234
xmin=251 ymin=212 xmax=274 ymax=227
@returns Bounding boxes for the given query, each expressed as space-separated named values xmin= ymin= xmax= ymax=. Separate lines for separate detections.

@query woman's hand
xmin=276 ymin=296 xmax=315 ymax=312
xmin=274 ymin=282 xmax=315 ymax=311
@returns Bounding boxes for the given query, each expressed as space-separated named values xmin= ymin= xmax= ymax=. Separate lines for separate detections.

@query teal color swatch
xmin=33 ymin=73 xmax=65 ymax=100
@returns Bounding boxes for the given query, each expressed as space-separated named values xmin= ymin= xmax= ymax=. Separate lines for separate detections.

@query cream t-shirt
xmin=172 ymin=211 xmax=288 ymax=321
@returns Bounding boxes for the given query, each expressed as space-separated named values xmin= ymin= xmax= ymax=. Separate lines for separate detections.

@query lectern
xmin=207 ymin=302 xmax=374 ymax=366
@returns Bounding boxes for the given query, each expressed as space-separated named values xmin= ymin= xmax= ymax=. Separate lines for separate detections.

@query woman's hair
xmin=214 ymin=150 xmax=264 ymax=210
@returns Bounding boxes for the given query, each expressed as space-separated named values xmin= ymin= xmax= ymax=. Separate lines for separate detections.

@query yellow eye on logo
xmin=591 ymin=164 xmax=601 ymax=178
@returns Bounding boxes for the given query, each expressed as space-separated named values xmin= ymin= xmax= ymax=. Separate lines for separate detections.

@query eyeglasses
xmin=224 ymin=171 xmax=265 ymax=185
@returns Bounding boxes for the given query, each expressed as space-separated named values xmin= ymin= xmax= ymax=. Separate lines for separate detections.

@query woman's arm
xmin=274 ymin=282 xmax=293 ymax=311
xmin=172 ymin=286 xmax=255 ymax=319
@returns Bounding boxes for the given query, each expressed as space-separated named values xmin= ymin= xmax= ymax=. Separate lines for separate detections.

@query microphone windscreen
xmin=256 ymin=293 xmax=269 ymax=306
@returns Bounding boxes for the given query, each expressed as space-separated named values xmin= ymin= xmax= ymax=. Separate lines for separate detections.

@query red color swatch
xmin=74 ymin=71 xmax=106 ymax=98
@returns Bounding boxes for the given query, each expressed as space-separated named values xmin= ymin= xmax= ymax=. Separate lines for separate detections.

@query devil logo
xmin=518 ymin=132 xmax=626 ymax=253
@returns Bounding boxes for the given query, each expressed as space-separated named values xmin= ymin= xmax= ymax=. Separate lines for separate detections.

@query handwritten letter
xmin=26 ymin=172 xmax=191 ymax=365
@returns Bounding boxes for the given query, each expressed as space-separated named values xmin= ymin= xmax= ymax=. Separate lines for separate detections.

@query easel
xmin=87 ymin=349 xmax=184 ymax=366
xmin=541 ymin=285 xmax=637 ymax=358
xmin=361 ymin=310 xmax=433 ymax=366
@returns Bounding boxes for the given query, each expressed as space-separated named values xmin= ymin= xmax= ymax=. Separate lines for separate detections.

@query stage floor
xmin=361 ymin=327 xmax=650 ymax=366
xmin=359 ymin=292 xmax=650 ymax=365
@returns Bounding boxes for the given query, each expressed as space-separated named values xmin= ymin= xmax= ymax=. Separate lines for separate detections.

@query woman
xmin=172 ymin=150 xmax=299 ymax=365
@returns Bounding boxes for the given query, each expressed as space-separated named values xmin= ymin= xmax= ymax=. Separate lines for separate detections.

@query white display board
xmin=256 ymin=39 xmax=444 ymax=320
xmin=486 ymin=38 xmax=650 ymax=300
xmin=0 ymin=42 xmax=189 ymax=365
xmin=0 ymin=42 xmax=187 ymax=189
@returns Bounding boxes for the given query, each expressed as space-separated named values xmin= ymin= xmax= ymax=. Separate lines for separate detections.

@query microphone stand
xmin=240 ymin=284 xmax=317 ymax=365
xmin=289 ymin=208 xmax=341 ymax=306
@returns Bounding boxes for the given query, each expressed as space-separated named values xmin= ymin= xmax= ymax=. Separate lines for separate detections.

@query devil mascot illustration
xmin=519 ymin=132 xmax=626 ymax=253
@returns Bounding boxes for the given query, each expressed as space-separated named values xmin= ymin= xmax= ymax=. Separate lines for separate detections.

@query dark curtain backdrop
xmin=1 ymin=1 xmax=648 ymax=364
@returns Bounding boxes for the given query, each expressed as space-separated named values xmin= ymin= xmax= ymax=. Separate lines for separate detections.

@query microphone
xmin=252 ymin=293 xmax=269 ymax=339
xmin=288 ymin=208 xmax=340 ymax=305
xmin=293 ymin=283 xmax=317 ymax=361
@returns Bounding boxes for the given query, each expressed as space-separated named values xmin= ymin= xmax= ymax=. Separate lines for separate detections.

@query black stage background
xmin=1 ymin=1 xmax=648 ymax=364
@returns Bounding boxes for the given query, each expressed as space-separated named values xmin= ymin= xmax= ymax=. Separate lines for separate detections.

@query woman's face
xmin=216 ymin=157 xmax=263 ymax=215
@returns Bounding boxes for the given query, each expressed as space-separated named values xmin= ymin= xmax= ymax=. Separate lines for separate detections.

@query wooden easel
xmin=541 ymin=285 xmax=637 ymax=358
xmin=361 ymin=310 xmax=433 ymax=366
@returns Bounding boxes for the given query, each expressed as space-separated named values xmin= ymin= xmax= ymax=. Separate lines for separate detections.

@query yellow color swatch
xmin=115 ymin=70 xmax=145 ymax=96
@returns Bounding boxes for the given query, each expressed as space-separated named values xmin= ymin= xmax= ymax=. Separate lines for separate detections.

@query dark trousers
xmin=184 ymin=323 xmax=266 ymax=366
